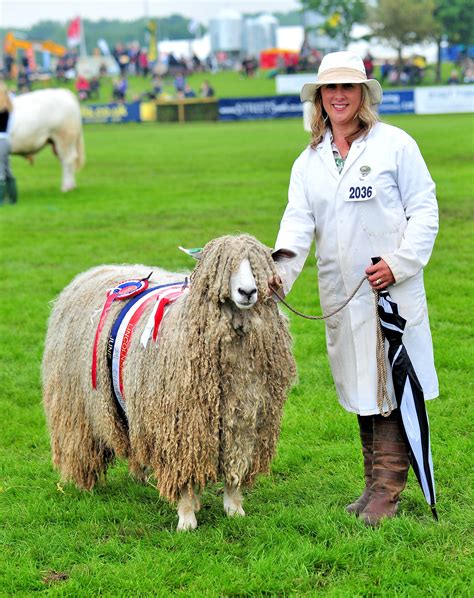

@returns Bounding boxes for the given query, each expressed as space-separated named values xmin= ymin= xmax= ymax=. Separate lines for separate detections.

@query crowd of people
xmin=2 ymin=36 xmax=473 ymax=107
xmin=70 ymin=42 xmax=217 ymax=103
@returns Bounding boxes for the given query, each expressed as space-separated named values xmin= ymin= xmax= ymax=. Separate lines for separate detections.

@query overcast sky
xmin=1 ymin=0 xmax=301 ymax=29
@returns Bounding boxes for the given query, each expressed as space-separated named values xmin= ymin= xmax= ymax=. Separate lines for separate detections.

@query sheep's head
xmin=181 ymin=234 xmax=295 ymax=311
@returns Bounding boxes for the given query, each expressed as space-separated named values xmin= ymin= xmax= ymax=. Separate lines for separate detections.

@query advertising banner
xmin=276 ymin=74 xmax=313 ymax=95
xmin=80 ymin=101 xmax=141 ymax=124
xmin=379 ymin=90 xmax=415 ymax=114
xmin=414 ymin=85 xmax=474 ymax=114
xmin=218 ymin=96 xmax=303 ymax=121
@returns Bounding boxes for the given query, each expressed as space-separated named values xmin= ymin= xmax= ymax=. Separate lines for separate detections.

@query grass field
xmin=1 ymin=113 xmax=473 ymax=596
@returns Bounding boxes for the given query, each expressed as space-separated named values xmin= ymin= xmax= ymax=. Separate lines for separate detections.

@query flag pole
xmin=80 ymin=17 xmax=87 ymax=58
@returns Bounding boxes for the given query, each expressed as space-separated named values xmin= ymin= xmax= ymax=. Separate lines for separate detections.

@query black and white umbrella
xmin=376 ymin=288 xmax=438 ymax=519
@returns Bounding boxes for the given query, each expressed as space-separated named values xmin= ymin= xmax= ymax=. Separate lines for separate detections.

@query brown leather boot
xmin=360 ymin=412 xmax=410 ymax=526
xmin=346 ymin=415 xmax=373 ymax=515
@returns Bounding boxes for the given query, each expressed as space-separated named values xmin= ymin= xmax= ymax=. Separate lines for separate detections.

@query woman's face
xmin=320 ymin=83 xmax=362 ymax=128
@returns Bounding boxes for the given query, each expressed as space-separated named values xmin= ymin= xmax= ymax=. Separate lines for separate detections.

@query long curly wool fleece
xmin=42 ymin=235 xmax=296 ymax=502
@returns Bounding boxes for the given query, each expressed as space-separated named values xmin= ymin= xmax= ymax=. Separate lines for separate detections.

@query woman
xmin=273 ymin=52 xmax=438 ymax=525
xmin=0 ymin=81 xmax=17 ymax=205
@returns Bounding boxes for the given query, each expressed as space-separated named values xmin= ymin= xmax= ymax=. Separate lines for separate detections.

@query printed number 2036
xmin=349 ymin=186 xmax=373 ymax=199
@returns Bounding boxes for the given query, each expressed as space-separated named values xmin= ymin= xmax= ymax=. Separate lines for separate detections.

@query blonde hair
xmin=0 ymin=81 xmax=13 ymax=112
xmin=306 ymin=83 xmax=378 ymax=149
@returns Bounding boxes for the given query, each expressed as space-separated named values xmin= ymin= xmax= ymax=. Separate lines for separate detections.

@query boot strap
xmin=373 ymin=440 xmax=407 ymax=453
xmin=373 ymin=468 xmax=408 ymax=481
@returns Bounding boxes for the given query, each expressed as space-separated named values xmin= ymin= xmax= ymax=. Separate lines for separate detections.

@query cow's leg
xmin=60 ymin=159 xmax=76 ymax=192
xmin=52 ymin=134 xmax=78 ymax=192
xmin=177 ymin=487 xmax=199 ymax=531
xmin=224 ymin=484 xmax=245 ymax=517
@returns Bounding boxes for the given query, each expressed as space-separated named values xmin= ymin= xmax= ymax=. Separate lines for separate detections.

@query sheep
xmin=10 ymin=89 xmax=85 ymax=192
xmin=42 ymin=234 xmax=297 ymax=530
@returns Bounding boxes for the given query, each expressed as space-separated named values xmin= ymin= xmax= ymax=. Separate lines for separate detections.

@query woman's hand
xmin=365 ymin=259 xmax=395 ymax=290
xmin=267 ymin=274 xmax=284 ymax=299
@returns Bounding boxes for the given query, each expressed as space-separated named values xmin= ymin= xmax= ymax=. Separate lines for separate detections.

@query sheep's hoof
xmin=224 ymin=504 xmax=245 ymax=518
xmin=177 ymin=513 xmax=198 ymax=531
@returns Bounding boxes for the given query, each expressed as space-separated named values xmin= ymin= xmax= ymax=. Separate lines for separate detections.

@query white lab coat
xmin=275 ymin=122 xmax=439 ymax=415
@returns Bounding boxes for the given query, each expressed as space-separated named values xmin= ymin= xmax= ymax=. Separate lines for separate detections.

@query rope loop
xmin=271 ymin=276 xmax=394 ymax=417
xmin=270 ymin=275 xmax=367 ymax=321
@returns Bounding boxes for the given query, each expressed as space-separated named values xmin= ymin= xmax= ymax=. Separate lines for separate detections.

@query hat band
xmin=318 ymin=67 xmax=367 ymax=83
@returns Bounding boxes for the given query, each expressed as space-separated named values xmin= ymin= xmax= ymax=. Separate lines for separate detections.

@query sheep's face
xmin=182 ymin=235 xmax=296 ymax=312
xmin=230 ymin=258 xmax=258 ymax=310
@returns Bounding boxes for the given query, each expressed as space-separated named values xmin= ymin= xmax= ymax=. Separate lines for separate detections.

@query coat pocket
xmin=389 ymin=274 xmax=427 ymax=328
xmin=318 ymin=276 xmax=342 ymax=329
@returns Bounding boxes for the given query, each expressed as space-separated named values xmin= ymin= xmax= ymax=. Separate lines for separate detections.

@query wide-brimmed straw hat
xmin=300 ymin=51 xmax=383 ymax=106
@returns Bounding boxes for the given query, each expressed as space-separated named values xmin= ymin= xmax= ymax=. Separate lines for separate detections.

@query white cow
xmin=10 ymin=89 xmax=85 ymax=192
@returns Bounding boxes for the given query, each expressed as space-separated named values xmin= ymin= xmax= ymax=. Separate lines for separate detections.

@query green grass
xmin=1 ymin=113 xmax=473 ymax=596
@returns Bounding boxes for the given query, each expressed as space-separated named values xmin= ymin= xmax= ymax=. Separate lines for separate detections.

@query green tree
xmin=433 ymin=0 xmax=474 ymax=81
xmin=300 ymin=0 xmax=367 ymax=48
xmin=370 ymin=0 xmax=437 ymax=64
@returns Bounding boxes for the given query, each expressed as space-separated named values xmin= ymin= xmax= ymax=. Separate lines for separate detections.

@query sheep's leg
xmin=177 ymin=488 xmax=198 ymax=531
xmin=43 ymin=388 xmax=114 ymax=490
xmin=224 ymin=484 xmax=245 ymax=517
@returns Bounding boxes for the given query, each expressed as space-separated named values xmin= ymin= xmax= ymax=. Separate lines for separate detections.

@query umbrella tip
xmin=431 ymin=506 xmax=439 ymax=521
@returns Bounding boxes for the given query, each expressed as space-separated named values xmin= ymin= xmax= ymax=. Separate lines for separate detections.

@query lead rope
xmin=372 ymin=289 xmax=394 ymax=417
xmin=270 ymin=277 xmax=394 ymax=417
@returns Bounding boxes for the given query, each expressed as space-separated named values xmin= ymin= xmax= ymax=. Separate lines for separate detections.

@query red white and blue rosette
xmin=91 ymin=276 xmax=150 ymax=389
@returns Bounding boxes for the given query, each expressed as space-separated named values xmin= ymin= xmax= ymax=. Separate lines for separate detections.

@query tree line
xmin=0 ymin=12 xmax=302 ymax=54
xmin=301 ymin=0 xmax=473 ymax=81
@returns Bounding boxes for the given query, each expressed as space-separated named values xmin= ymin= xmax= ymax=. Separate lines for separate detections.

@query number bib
xmin=346 ymin=185 xmax=376 ymax=201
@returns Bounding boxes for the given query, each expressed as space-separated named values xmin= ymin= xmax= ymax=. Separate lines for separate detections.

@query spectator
xmin=447 ymin=69 xmax=460 ymax=84
xmin=200 ymin=80 xmax=215 ymax=98
xmin=277 ymin=54 xmax=286 ymax=74
xmin=89 ymin=76 xmax=100 ymax=100
xmin=183 ymin=84 xmax=196 ymax=98
xmin=174 ymin=73 xmax=185 ymax=93
xmin=192 ymin=54 xmax=202 ymax=72
xmin=138 ymin=49 xmax=149 ymax=77
xmin=463 ymin=67 xmax=474 ymax=83
xmin=363 ymin=53 xmax=374 ymax=78
xmin=4 ymin=55 xmax=14 ymax=80
xmin=128 ymin=42 xmax=140 ymax=75
xmin=380 ymin=60 xmax=392 ymax=83
xmin=388 ymin=67 xmax=399 ymax=85
xmin=113 ymin=44 xmax=130 ymax=76
xmin=0 ymin=81 xmax=18 ymax=204
xmin=299 ymin=35 xmax=311 ymax=71
xmin=205 ymin=54 xmax=218 ymax=73
xmin=112 ymin=77 xmax=128 ymax=101
xmin=17 ymin=67 xmax=31 ymax=92
xmin=242 ymin=57 xmax=257 ymax=77
xmin=152 ymin=74 xmax=163 ymax=96
xmin=410 ymin=55 xmax=426 ymax=85
xmin=75 ymin=75 xmax=90 ymax=101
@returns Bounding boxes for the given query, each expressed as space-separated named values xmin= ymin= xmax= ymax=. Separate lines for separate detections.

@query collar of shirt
xmin=330 ymin=134 xmax=345 ymax=174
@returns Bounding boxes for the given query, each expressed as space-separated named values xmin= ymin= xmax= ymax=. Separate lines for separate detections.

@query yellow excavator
xmin=3 ymin=32 xmax=66 ymax=76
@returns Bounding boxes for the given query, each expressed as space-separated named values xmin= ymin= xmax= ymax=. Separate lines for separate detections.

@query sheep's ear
xmin=178 ymin=246 xmax=204 ymax=260
xmin=271 ymin=248 xmax=296 ymax=262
